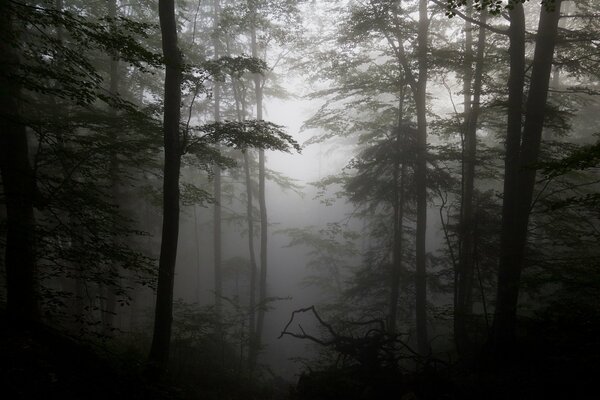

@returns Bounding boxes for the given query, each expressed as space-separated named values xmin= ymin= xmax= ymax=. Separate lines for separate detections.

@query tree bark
xmin=250 ymin=11 xmax=268 ymax=370
xmin=103 ymin=0 xmax=119 ymax=337
xmin=231 ymin=62 xmax=259 ymax=371
xmin=388 ymin=89 xmax=406 ymax=335
xmin=244 ymin=150 xmax=258 ymax=369
xmin=0 ymin=2 xmax=39 ymax=324
xmin=492 ymin=1 xmax=562 ymax=357
xmin=414 ymin=0 xmax=429 ymax=356
xmin=148 ymin=0 xmax=182 ymax=373
xmin=490 ymin=3 xmax=526 ymax=357
xmin=212 ymin=0 xmax=223 ymax=321
xmin=455 ymin=8 xmax=487 ymax=358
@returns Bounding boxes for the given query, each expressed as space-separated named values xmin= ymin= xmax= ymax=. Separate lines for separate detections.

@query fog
xmin=1 ymin=0 xmax=599 ymax=399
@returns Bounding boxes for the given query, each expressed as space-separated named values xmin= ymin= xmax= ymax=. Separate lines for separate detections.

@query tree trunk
xmin=492 ymin=1 xmax=562 ymax=357
xmin=244 ymin=150 xmax=258 ymax=370
xmin=212 ymin=0 xmax=223 ymax=321
xmin=148 ymin=0 xmax=182 ymax=374
xmin=231 ymin=66 xmax=258 ymax=372
xmin=414 ymin=0 xmax=429 ymax=356
xmin=103 ymin=0 xmax=119 ymax=337
xmin=388 ymin=89 xmax=406 ymax=334
xmin=490 ymin=4 xmax=526 ymax=357
xmin=250 ymin=12 xmax=268 ymax=370
xmin=455 ymin=8 xmax=487 ymax=358
xmin=0 ymin=2 xmax=39 ymax=324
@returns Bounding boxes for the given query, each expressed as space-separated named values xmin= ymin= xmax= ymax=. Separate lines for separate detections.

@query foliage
xmin=443 ymin=0 xmax=558 ymax=17
xmin=540 ymin=139 xmax=600 ymax=178
xmin=279 ymin=223 xmax=359 ymax=301
xmin=167 ymin=299 xmax=285 ymax=399
xmin=2 ymin=0 xmax=162 ymax=106
xmin=187 ymin=120 xmax=301 ymax=154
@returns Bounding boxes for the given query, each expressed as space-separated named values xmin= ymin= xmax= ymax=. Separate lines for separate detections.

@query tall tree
xmin=243 ymin=147 xmax=259 ymax=370
xmin=442 ymin=0 xmax=565 ymax=362
xmin=388 ymin=88 xmax=408 ymax=335
xmin=148 ymin=0 xmax=183 ymax=373
xmin=374 ymin=0 xmax=432 ymax=353
xmin=103 ymin=0 xmax=120 ymax=336
xmin=250 ymin=0 xmax=268 ymax=370
xmin=454 ymin=7 xmax=488 ymax=357
xmin=0 ymin=1 xmax=39 ymax=323
xmin=307 ymin=0 xmax=433 ymax=353
xmin=492 ymin=0 xmax=563 ymax=357
xmin=230 ymin=67 xmax=259 ymax=371
xmin=413 ymin=0 xmax=430 ymax=356
xmin=212 ymin=0 xmax=223 ymax=322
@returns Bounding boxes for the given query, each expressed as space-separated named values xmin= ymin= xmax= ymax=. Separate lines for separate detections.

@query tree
xmin=454 ymin=6 xmax=488 ymax=358
xmin=0 ymin=0 xmax=161 ymax=327
xmin=250 ymin=1 xmax=268 ymax=371
xmin=412 ymin=0 xmax=430 ymax=356
xmin=212 ymin=0 xmax=224 ymax=326
xmin=148 ymin=0 xmax=183 ymax=373
xmin=356 ymin=0 xmax=431 ymax=355
xmin=103 ymin=0 xmax=120 ymax=337
xmin=388 ymin=91 xmax=409 ymax=335
xmin=0 ymin=1 xmax=38 ymax=323
xmin=444 ymin=0 xmax=565 ymax=361
xmin=492 ymin=0 xmax=563 ymax=358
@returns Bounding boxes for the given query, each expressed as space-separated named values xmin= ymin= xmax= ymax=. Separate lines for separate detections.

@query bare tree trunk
xmin=386 ymin=0 xmax=429 ymax=354
xmin=414 ymin=0 xmax=429 ymax=356
xmin=243 ymin=150 xmax=258 ymax=370
xmin=103 ymin=0 xmax=119 ymax=337
xmin=51 ymin=0 xmax=83 ymax=331
xmin=231 ymin=69 xmax=258 ymax=372
xmin=250 ymin=11 xmax=268 ymax=370
xmin=148 ymin=0 xmax=182 ymax=374
xmin=0 ymin=2 xmax=39 ymax=324
xmin=492 ymin=1 xmax=562 ymax=357
xmin=455 ymin=8 xmax=487 ymax=358
xmin=212 ymin=0 xmax=223 ymax=321
xmin=491 ymin=4 xmax=525 ymax=358
xmin=388 ymin=89 xmax=406 ymax=335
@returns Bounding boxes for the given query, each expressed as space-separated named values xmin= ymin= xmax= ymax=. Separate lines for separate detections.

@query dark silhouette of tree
xmin=492 ymin=0 xmax=563 ymax=360
xmin=212 ymin=0 xmax=224 ymax=327
xmin=454 ymin=6 xmax=488 ymax=359
xmin=147 ymin=0 xmax=183 ymax=374
xmin=0 ymin=2 xmax=39 ymax=323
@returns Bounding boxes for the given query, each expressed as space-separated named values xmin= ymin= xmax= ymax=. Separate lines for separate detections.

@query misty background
xmin=1 ymin=0 xmax=599 ymax=399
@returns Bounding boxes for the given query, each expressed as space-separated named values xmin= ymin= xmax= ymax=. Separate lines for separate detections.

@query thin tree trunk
xmin=148 ymin=0 xmax=182 ymax=374
xmin=0 ymin=2 xmax=39 ymax=324
xmin=414 ymin=0 xmax=429 ymax=356
xmin=386 ymin=0 xmax=429 ymax=354
xmin=231 ymin=71 xmax=258 ymax=371
xmin=492 ymin=1 xmax=562 ymax=357
xmin=455 ymin=8 xmax=487 ymax=357
xmin=243 ymin=150 xmax=258 ymax=370
xmin=388 ymin=88 xmax=406 ymax=334
xmin=212 ymin=0 xmax=223 ymax=321
xmin=251 ymin=12 xmax=268 ymax=370
xmin=103 ymin=0 xmax=119 ymax=337
xmin=51 ymin=0 xmax=84 ymax=331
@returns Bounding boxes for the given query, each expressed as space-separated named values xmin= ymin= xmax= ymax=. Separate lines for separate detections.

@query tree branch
xmin=430 ymin=0 xmax=508 ymax=36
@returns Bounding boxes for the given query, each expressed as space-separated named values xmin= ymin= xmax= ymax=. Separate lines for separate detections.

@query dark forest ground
xmin=1 ymin=309 xmax=599 ymax=400
xmin=0 ymin=312 xmax=182 ymax=400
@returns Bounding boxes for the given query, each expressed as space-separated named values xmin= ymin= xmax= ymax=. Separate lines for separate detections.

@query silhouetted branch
xmin=279 ymin=306 xmax=424 ymax=368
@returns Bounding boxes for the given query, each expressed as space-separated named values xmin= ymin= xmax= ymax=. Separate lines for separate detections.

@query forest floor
xmin=2 ymin=310 xmax=598 ymax=400
xmin=0 ymin=312 xmax=183 ymax=400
